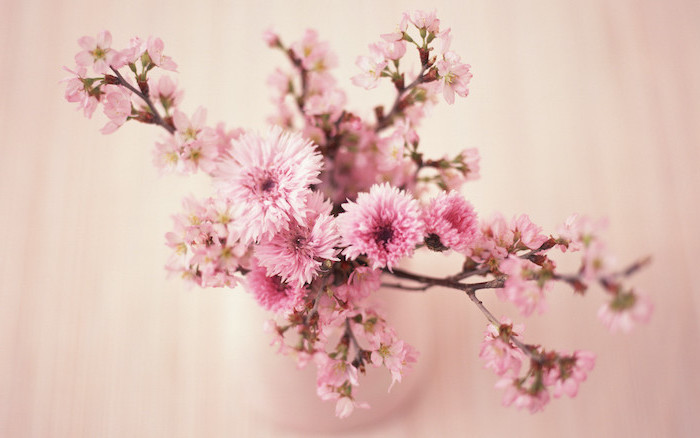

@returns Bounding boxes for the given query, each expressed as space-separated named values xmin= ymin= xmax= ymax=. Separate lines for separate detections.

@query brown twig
xmin=109 ymin=67 xmax=175 ymax=134
xmin=375 ymin=65 xmax=428 ymax=132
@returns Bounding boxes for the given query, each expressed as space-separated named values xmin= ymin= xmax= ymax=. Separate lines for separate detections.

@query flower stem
xmin=109 ymin=67 xmax=174 ymax=134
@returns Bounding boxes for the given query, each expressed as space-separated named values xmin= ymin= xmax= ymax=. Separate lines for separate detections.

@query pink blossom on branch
xmin=351 ymin=54 xmax=388 ymax=90
xmin=436 ymin=51 xmax=472 ymax=104
xmin=496 ymin=377 xmax=550 ymax=414
xmin=146 ymin=37 xmax=178 ymax=71
xmin=598 ymin=289 xmax=653 ymax=333
xmin=409 ymin=9 xmax=441 ymax=33
xmin=479 ymin=318 xmax=526 ymax=377
xmin=100 ymin=85 xmax=133 ymax=134
xmin=62 ymin=66 xmax=100 ymax=118
xmin=498 ymin=255 xmax=552 ymax=316
xmin=544 ymin=350 xmax=596 ymax=398
xmin=75 ymin=30 xmax=117 ymax=74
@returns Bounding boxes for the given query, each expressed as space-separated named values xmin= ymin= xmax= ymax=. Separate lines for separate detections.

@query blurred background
xmin=1 ymin=0 xmax=699 ymax=436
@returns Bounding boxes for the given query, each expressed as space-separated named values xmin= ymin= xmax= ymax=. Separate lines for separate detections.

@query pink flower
xmin=380 ymin=13 xmax=409 ymax=42
xmin=511 ymin=214 xmax=548 ymax=250
xmin=475 ymin=213 xmax=546 ymax=260
xmin=376 ymin=131 xmax=405 ymax=171
xmin=304 ymin=89 xmax=347 ymax=120
xmin=75 ymin=30 xmax=117 ymax=74
xmin=479 ymin=318 xmax=526 ymax=376
xmin=555 ymin=214 xmax=608 ymax=252
xmin=337 ymin=183 xmax=424 ymax=270
xmin=498 ymin=256 xmax=548 ymax=316
xmin=545 ymin=350 xmax=596 ymax=398
xmin=215 ymin=126 xmax=323 ymax=243
xmin=581 ymin=240 xmax=615 ymax=282
xmin=291 ymin=29 xmax=337 ymax=72
xmin=117 ymin=37 xmax=145 ymax=65
xmin=478 ymin=213 xmax=514 ymax=259
xmin=173 ymin=107 xmax=207 ymax=143
xmin=436 ymin=52 xmax=472 ymax=104
xmin=436 ymin=28 xmax=452 ymax=55
xmin=255 ymin=211 xmax=340 ymax=287
xmin=598 ymin=290 xmax=653 ymax=333
xmin=244 ymin=266 xmax=306 ymax=313
xmin=262 ymin=28 xmax=280 ymax=47
xmin=423 ymin=191 xmax=478 ymax=252
xmin=165 ymin=197 xmax=250 ymax=288
xmin=169 ymin=107 xmax=218 ymax=174
xmin=150 ymin=76 xmax=183 ymax=112
xmin=335 ymin=396 xmax=370 ymax=419
xmin=351 ymin=54 xmax=387 ymax=90
xmin=153 ymin=135 xmax=180 ymax=173
xmin=409 ymin=10 xmax=440 ymax=33
xmin=436 ymin=148 xmax=481 ymax=191
xmin=267 ymin=68 xmax=291 ymax=101
xmin=100 ymin=86 xmax=132 ymax=134
xmin=369 ymin=337 xmax=418 ymax=392
xmin=315 ymin=354 xmax=359 ymax=398
xmin=267 ymin=100 xmax=294 ymax=128
xmin=496 ymin=377 xmax=550 ymax=413
xmin=211 ymin=122 xmax=243 ymax=158
xmin=333 ymin=266 xmax=381 ymax=304
xmin=146 ymin=37 xmax=178 ymax=71
xmin=370 ymin=40 xmax=406 ymax=61
xmin=62 ymin=66 xmax=100 ymax=118
xmin=454 ymin=148 xmax=481 ymax=182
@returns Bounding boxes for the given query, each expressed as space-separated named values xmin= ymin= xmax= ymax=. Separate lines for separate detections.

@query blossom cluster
xmin=480 ymin=318 xmax=596 ymax=413
xmin=64 ymin=10 xmax=651 ymax=418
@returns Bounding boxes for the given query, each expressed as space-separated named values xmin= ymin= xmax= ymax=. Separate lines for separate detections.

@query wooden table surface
xmin=1 ymin=0 xmax=698 ymax=436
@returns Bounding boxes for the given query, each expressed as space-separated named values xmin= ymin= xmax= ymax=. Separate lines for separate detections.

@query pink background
xmin=1 ymin=0 xmax=699 ymax=436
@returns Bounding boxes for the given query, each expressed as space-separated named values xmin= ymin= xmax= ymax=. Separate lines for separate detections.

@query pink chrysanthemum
xmin=337 ymin=183 xmax=424 ymax=270
xmin=423 ymin=190 xmax=478 ymax=253
xmin=244 ymin=266 xmax=306 ymax=313
xmin=215 ymin=126 xmax=323 ymax=243
xmin=255 ymin=211 xmax=340 ymax=287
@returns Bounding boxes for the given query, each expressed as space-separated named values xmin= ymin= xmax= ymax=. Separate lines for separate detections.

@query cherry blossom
xmin=436 ymin=51 xmax=472 ymax=104
xmin=479 ymin=318 xmax=526 ymax=377
xmin=75 ymin=30 xmax=117 ymax=74
xmin=598 ymin=290 xmax=653 ymax=333
xmin=100 ymin=85 xmax=132 ymax=134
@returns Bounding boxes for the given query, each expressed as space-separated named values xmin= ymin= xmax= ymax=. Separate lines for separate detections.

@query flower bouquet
xmin=63 ymin=10 xmax=651 ymax=418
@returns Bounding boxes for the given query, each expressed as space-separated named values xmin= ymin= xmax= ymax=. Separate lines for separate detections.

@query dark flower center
xmin=292 ymin=234 xmax=306 ymax=250
xmin=271 ymin=275 xmax=290 ymax=296
xmin=374 ymin=224 xmax=394 ymax=246
xmin=260 ymin=177 xmax=277 ymax=193
xmin=425 ymin=233 xmax=448 ymax=252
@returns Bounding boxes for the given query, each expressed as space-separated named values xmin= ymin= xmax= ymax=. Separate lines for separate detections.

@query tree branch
xmin=375 ymin=65 xmax=428 ymax=132
xmin=109 ymin=67 xmax=175 ymax=134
